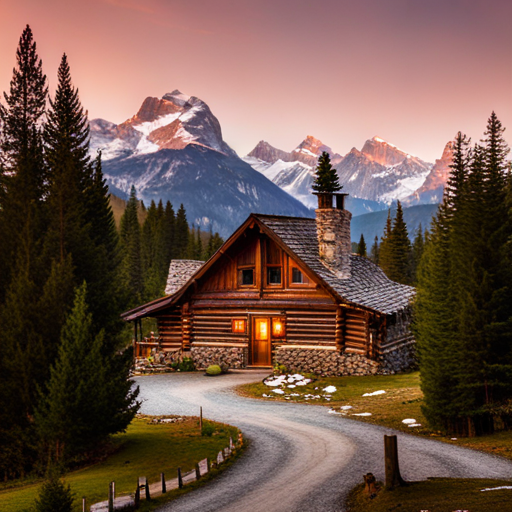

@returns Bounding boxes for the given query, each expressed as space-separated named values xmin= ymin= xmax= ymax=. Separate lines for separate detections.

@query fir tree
xmin=378 ymin=209 xmax=393 ymax=276
xmin=410 ymin=225 xmax=424 ymax=284
xmin=0 ymin=25 xmax=47 ymax=300
xmin=120 ymin=186 xmax=144 ymax=305
xmin=357 ymin=234 xmax=367 ymax=257
xmin=174 ymin=204 xmax=189 ymax=259
xmin=370 ymin=235 xmax=379 ymax=264
xmin=34 ymin=471 xmax=74 ymax=512
xmin=388 ymin=201 xmax=411 ymax=284
xmin=36 ymin=283 xmax=139 ymax=463
xmin=312 ymin=151 xmax=341 ymax=193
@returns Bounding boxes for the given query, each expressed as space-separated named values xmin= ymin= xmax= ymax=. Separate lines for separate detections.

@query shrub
xmin=34 ymin=472 xmax=74 ymax=512
xmin=201 ymin=421 xmax=216 ymax=437
xmin=206 ymin=365 xmax=222 ymax=376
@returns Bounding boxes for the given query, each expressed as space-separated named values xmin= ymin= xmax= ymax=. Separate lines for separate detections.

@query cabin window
xmin=240 ymin=268 xmax=254 ymax=286
xmin=292 ymin=267 xmax=303 ymax=284
xmin=267 ymin=267 xmax=281 ymax=285
xmin=232 ymin=319 xmax=246 ymax=333
xmin=272 ymin=317 xmax=286 ymax=338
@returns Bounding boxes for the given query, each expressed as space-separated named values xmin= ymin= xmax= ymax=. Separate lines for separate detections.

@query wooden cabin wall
xmin=284 ymin=308 xmax=337 ymax=347
xmin=156 ymin=307 xmax=182 ymax=351
xmin=344 ymin=308 xmax=368 ymax=355
xmin=191 ymin=308 xmax=248 ymax=348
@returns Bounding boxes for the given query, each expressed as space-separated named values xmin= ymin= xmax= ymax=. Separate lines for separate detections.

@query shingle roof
xmin=164 ymin=260 xmax=205 ymax=295
xmin=253 ymin=214 xmax=415 ymax=315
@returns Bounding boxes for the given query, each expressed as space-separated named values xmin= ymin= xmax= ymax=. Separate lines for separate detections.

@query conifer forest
xmin=0 ymin=26 xmax=222 ymax=479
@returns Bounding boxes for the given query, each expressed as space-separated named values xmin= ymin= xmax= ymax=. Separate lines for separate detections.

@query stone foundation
xmin=379 ymin=339 xmax=417 ymax=374
xmin=274 ymin=342 xmax=416 ymax=377
xmin=191 ymin=346 xmax=246 ymax=370
xmin=274 ymin=347 xmax=379 ymax=376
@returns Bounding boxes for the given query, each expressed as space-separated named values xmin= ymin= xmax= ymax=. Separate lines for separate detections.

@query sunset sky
xmin=0 ymin=0 xmax=511 ymax=162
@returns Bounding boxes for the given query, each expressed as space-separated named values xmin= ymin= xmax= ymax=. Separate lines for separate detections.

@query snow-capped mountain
xmin=244 ymin=136 xmax=434 ymax=209
xmin=335 ymin=137 xmax=432 ymax=203
xmin=403 ymin=141 xmax=454 ymax=206
xmin=90 ymin=91 xmax=311 ymax=237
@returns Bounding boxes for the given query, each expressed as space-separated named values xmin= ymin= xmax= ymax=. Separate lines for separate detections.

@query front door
xmin=252 ymin=317 xmax=271 ymax=366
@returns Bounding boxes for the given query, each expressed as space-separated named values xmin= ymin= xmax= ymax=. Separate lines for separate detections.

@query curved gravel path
xmin=136 ymin=371 xmax=512 ymax=512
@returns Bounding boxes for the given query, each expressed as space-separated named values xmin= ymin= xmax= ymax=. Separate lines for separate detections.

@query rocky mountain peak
xmin=247 ymin=140 xmax=293 ymax=164
xmin=361 ymin=136 xmax=410 ymax=166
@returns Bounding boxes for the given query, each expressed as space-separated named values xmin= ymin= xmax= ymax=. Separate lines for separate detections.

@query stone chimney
xmin=315 ymin=193 xmax=352 ymax=279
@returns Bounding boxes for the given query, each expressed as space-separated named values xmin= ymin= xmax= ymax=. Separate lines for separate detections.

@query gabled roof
xmin=253 ymin=214 xmax=415 ymax=314
xmin=122 ymin=213 xmax=415 ymax=321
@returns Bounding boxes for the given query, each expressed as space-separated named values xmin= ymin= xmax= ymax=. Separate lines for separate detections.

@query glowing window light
xmin=232 ymin=319 xmax=246 ymax=333
xmin=272 ymin=318 xmax=285 ymax=338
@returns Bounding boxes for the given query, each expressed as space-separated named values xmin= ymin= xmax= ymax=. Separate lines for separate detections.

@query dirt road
xmin=135 ymin=371 xmax=512 ymax=512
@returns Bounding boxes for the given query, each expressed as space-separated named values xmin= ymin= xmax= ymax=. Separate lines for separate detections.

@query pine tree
xmin=34 ymin=471 xmax=74 ymax=512
xmin=387 ymin=201 xmax=411 ymax=284
xmin=312 ymin=151 xmax=341 ymax=193
xmin=0 ymin=25 xmax=47 ymax=300
xmin=378 ymin=209 xmax=393 ymax=276
xmin=35 ymin=283 xmax=139 ymax=463
xmin=410 ymin=225 xmax=424 ymax=284
xmin=120 ymin=186 xmax=144 ymax=305
xmin=370 ymin=236 xmax=379 ymax=264
xmin=357 ymin=234 xmax=367 ymax=257
xmin=174 ymin=204 xmax=189 ymax=258
xmin=415 ymin=116 xmax=512 ymax=435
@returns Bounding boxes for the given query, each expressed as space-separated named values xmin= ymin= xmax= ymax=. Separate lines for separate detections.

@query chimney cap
xmin=313 ymin=192 xmax=349 ymax=210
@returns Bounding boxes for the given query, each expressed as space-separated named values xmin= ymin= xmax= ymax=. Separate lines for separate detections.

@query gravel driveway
xmin=135 ymin=371 xmax=512 ymax=512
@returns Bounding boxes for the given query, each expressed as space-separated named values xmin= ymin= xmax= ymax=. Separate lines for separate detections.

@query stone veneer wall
xmin=315 ymin=208 xmax=352 ymax=279
xmin=274 ymin=343 xmax=416 ymax=376
xmin=190 ymin=346 xmax=246 ymax=370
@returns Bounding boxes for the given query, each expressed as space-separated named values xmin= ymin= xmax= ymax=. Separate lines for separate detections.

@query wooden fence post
xmin=134 ymin=480 xmax=140 ymax=508
xmin=200 ymin=406 xmax=203 ymax=433
xmin=384 ymin=435 xmax=405 ymax=489
xmin=82 ymin=497 xmax=86 ymax=512
xmin=145 ymin=477 xmax=151 ymax=501
xmin=161 ymin=472 xmax=166 ymax=493
xmin=108 ymin=482 xmax=114 ymax=512
xmin=195 ymin=462 xmax=201 ymax=480
xmin=178 ymin=467 xmax=183 ymax=489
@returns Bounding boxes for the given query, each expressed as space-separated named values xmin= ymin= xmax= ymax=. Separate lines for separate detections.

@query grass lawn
xmin=0 ymin=415 xmax=240 ymax=512
xmin=237 ymin=371 xmax=512 ymax=460
xmin=347 ymin=478 xmax=512 ymax=512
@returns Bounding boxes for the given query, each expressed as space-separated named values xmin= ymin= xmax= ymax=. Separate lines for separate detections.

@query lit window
xmin=272 ymin=318 xmax=286 ymax=338
xmin=268 ymin=267 xmax=281 ymax=285
xmin=255 ymin=318 xmax=268 ymax=340
xmin=292 ymin=267 xmax=303 ymax=284
xmin=232 ymin=319 xmax=246 ymax=333
xmin=241 ymin=269 xmax=254 ymax=285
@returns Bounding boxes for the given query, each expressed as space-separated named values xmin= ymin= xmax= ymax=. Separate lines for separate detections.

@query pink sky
xmin=1 ymin=0 xmax=511 ymax=162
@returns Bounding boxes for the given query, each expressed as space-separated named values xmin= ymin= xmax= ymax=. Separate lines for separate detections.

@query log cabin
xmin=122 ymin=193 xmax=416 ymax=375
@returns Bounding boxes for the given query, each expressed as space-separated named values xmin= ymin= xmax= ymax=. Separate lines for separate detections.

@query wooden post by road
xmin=200 ymin=406 xmax=203 ymax=433
xmin=384 ymin=435 xmax=405 ymax=489
xmin=108 ymin=482 xmax=114 ymax=512
xmin=178 ymin=467 xmax=183 ymax=489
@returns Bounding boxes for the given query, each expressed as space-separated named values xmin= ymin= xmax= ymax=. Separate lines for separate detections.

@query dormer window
xmin=292 ymin=267 xmax=303 ymax=284
xmin=268 ymin=267 xmax=281 ymax=285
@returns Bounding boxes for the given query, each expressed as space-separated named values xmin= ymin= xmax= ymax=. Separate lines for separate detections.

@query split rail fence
xmin=89 ymin=433 xmax=243 ymax=512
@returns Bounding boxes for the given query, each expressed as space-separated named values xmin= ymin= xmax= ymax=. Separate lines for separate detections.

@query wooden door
xmin=252 ymin=317 xmax=271 ymax=366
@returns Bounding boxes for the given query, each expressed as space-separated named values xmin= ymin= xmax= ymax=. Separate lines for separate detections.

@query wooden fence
xmin=89 ymin=433 xmax=243 ymax=512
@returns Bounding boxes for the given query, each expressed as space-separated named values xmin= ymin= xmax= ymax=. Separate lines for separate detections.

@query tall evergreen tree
xmin=357 ymin=234 xmax=367 ymax=257
xmin=120 ymin=186 xmax=144 ymax=306
xmin=0 ymin=24 xmax=47 ymax=300
xmin=410 ymin=225 xmax=424 ymax=284
xmin=378 ymin=209 xmax=393 ymax=276
xmin=36 ymin=283 xmax=139 ymax=464
xmin=174 ymin=203 xmax=189 ymax=259
xmin=388 ymin=201 xmax=411 ymax=284
xmin=312 ymin=151 xmax=341 ymax=193
xmin=370 ymin=235 xmax=379 ymax=264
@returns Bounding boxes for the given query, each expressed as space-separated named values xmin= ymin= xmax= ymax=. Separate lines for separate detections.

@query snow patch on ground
xmin=362 ymin=390 xmax=385 ymax=397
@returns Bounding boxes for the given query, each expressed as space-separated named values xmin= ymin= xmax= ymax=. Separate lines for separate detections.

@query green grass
xmin=347 ymin=478 xmax=512 ymax=512
xmin=237 ymin=371 xmax=512 ymax=460
xmin=0 ymin=415 xmax=240 ymax=512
